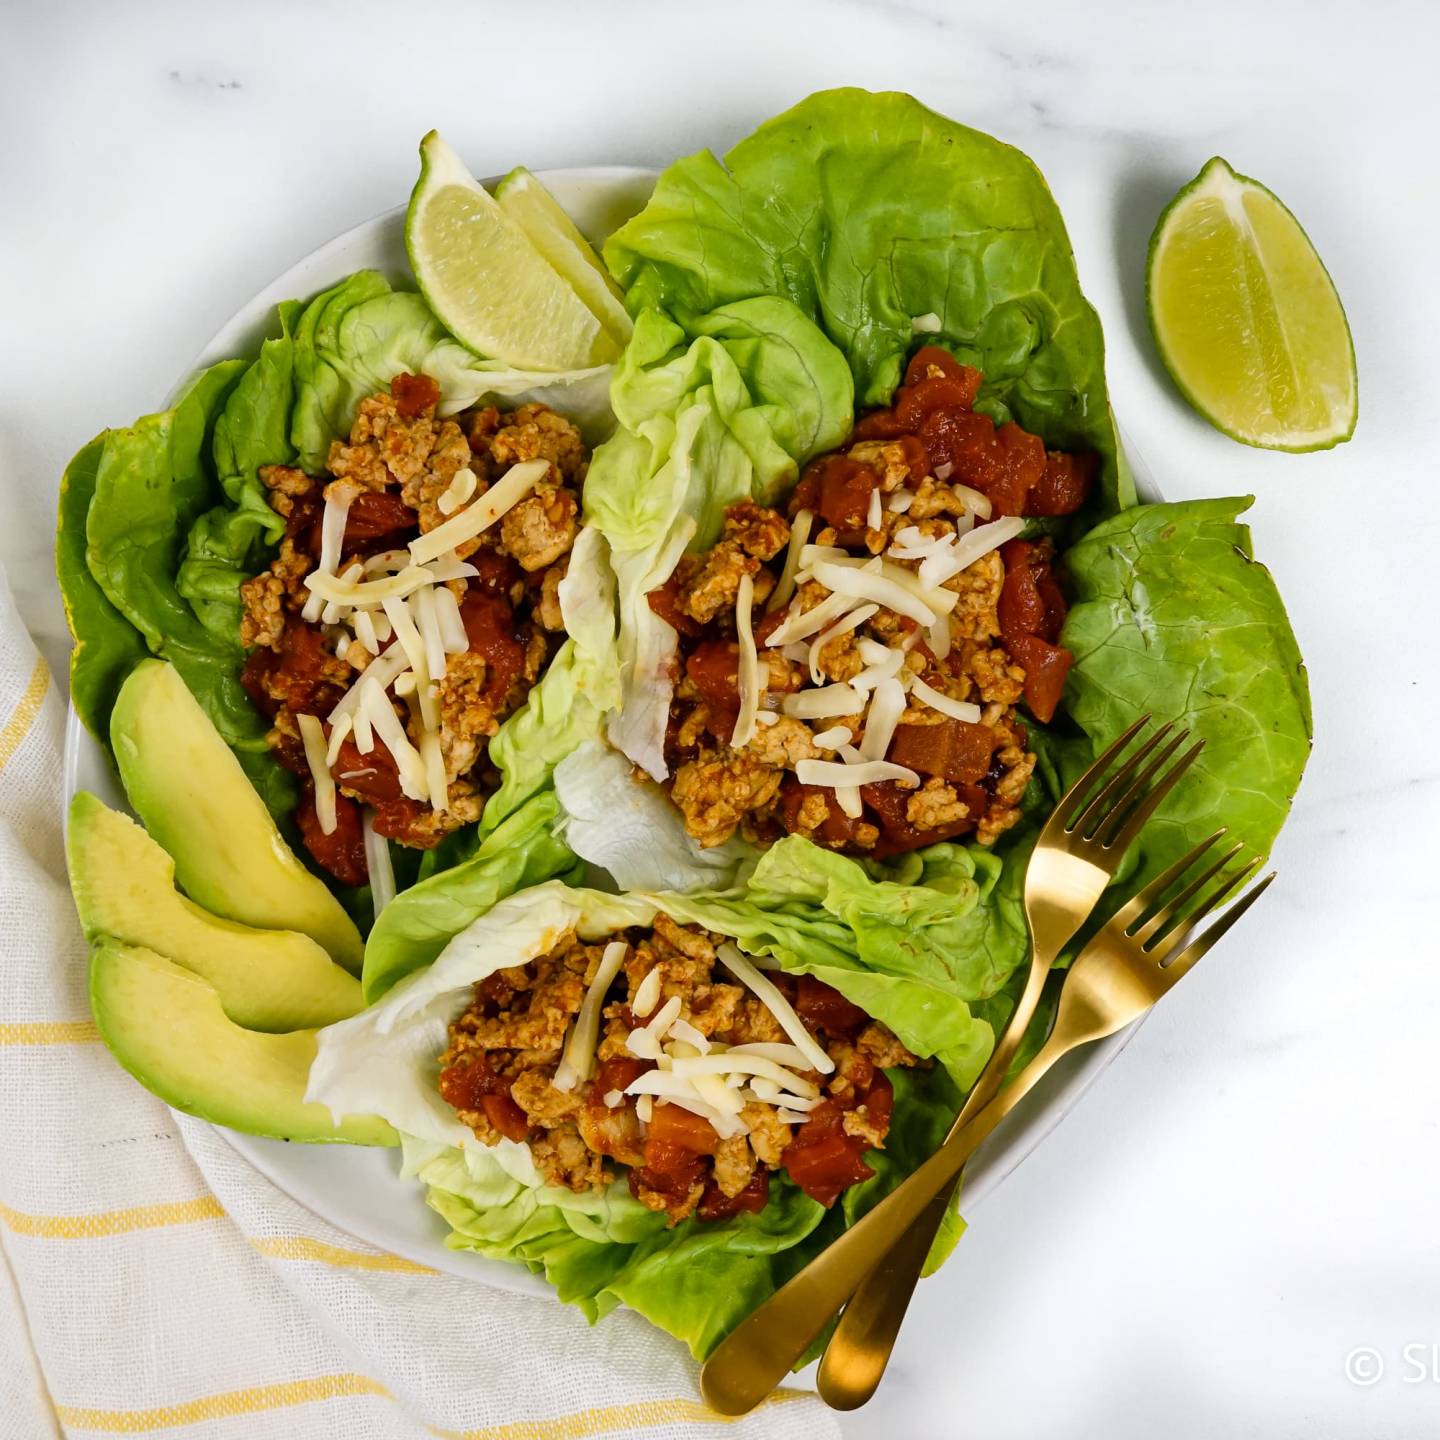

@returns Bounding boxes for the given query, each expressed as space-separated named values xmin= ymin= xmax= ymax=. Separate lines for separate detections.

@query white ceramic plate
xmin=62 ymin=166 xmax=1156 ymax=1295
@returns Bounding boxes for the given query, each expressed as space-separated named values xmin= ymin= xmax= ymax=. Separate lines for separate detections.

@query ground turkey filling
xmin=649 ymin=347 xmax=1095 ymax=859
xmin=438 ymin=914 xmax=921 ymax=1224
xmin=238 ymin=373 xmax=585 ymax=885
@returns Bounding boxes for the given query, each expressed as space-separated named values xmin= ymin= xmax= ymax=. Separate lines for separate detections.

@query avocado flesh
xmin=68 ymin=792 xmax=363 ymax=1032
xmin=90 ymin=940 xmax=395 ymax=1146
xmin=109 ymin=660 xmax=363 ymax=974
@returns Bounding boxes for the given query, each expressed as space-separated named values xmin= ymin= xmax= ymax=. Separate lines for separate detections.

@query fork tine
xmin=1148 ymin=857 xmax=1262 ymax=964
xmin=1095 ymin=736 xmax=1205 ymax=852
xmin=1052 ymin=715 xmax=1153 ymax=829
xmin=1130 ymin=841 xmax=1247 ymax=947
xmin=1110 ymin=829 xmax=1228 ymax=934
xmin=1068 ymin=721 xmax=1177 ymax=836
xmin=1158 ymin=871 xmax=1276 ymax=985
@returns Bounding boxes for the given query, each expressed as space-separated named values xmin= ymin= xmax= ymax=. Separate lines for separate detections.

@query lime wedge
xmin=406 ymin=132 xmax=617 ymax=371
xmin=1147 ymin=157 xmax=1356 ymax=451
xmin=496 ymin=166 xmax=633 ymax=351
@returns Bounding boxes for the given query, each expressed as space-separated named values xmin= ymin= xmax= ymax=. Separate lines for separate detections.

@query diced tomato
xmin=647 ymin=579 xmax=703 ymax=638
xmin=1025 ymin=450 xmax=1096 ymax=517
xmin=368 ymin=796 xmax=439 ymax=847
xmin=295 ymin=785 xmax=368 ymax=885
xmin=391 ymin=371 xmax=441 ymax=418
xmin=861 ymin=779 xmax=983 ymax=859
xmin=344 ymin=489 xmax=416 ymax=546
xmin=480 ymin=1092 xmax=531 ymax=1144
xmin=590 ymin=1055 xmax=651 ymax=1102
xmin=895 ymin=373 xmax=983 ymax=427
xmin=1007 ymin=634 xmax=1073 ymax=723
xmin=812 ymin=454 xmax=880 ymax=532
xmin=783 ymin=1102 xmax=875 ymax=1207
xmin=1036 ymin=573 xmax=1068 ymax=645
xmin=851 ymin=406 xmax=912 ymax=441
xmin=778 ymin=779 xmax=863 ymax=848
xmin=902 ymin=346 xmax=980 ymax=398
xmin=644 ymin=1102 xmax=721 ymax=1157
xmin=467 ymin=548 xmax=523 ymax=598
xmin=697 ymin=1168 xmax=770 ymax=1223
xmin=998 ymin=542 xmax=1047 ymax=644
xmin=793 ymin=975 xmax=868 ymax=1037
xmin=863 ymin=1071 xmax=894 ymax=1131
xmin=888 ymin=716 xmax=998 ymax=784
xmin=286 ymin=494 xmax=324 ymax=558
xmin=685 ymin=640 xmax=742 ymax=707
xmin=460 ymin=591 xmax=527 ymax=704
xmin=328 ymin=736 xmax=405 ymax=805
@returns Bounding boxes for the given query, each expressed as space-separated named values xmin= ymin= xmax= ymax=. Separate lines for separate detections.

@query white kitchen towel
xmin=0 ymin=573 xmax=837 ymax=1440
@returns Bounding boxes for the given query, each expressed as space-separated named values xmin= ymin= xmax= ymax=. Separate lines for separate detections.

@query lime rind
xmin=1146 ymin=156 xmax=1357 ymax=452
xmin=406 ymin=132 xmax=612 ymax=371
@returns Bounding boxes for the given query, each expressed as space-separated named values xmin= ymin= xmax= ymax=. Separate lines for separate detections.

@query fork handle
xmin=700 ymin=1030 xmax=1072 ymax=1416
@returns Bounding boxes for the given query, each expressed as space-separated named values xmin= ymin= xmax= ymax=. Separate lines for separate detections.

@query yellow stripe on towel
xmin=0 ymin=656 xmax=49 ymax=773
xmin=56 ymin=1374 xmax=394 ymax=1431
xmin=249 ymin=1235 xmax=436 ymax=1274
xmin=0 ymin=1020 xmax=101 ymax=1045
xmin=0 ymin=1195 xmax=225 ymax=1239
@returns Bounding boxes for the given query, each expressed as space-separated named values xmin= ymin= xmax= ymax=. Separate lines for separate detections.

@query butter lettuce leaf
xmin=1060 ymin=497 xmax=1311 ymax=876
xmin=605 ymin=87 xmax=1128 ymax=512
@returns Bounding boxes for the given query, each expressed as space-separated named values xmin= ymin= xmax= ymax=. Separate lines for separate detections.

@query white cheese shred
xmin=730 ymin=574 xmax=761 ymax=750
xmin=303 ymin=491 xmax=353 ymax=623
xmin=795 ymin=757 xmax=920 ymax=791
xmin=716 ymin=944 xmax=834 ymax=1075
xmin=362 ymin=810 xmax=396 ymax=918
xmin=631 ymin=967 xmax=662 ymax=1020
xmin=324 ymin=713 xmax=353 ymax=767
xmin=909 ymin=677 xmax=982 ymax=724
xmin=432 ymin=585 xmax=470 ymax=654
xmin=408 ymin=459 xmax=548 ymax=566
xmin=296 ymin=713 xmax=337 ymax=837
xmin=766 ymin=508 xmax=812 ymax=614
xmin=807 ymin=604 xmax=878 ymax=687
xmin=860 ymin=676 xmax=907 ymax=763
xmin=553 ymin=940 xmax=629 ymax=1092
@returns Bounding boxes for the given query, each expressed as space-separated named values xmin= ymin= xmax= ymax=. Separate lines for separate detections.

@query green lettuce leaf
xmin=605 ymin=87 xmax=1128 ymax=512
xmin=1060 ymin=497 xmax=1312 ymax=875
xmin=56 ymin=434 xmax=148 ymax=744
xmin=82 ymin=363 xmax=296 ymax=820
xmin=360 ymin=792 xmax=583 ymax=1003
xmin=289 ymin=272 xmax=615 ymax=472
xmin=581 ymin=301 xmax=852 ymax=779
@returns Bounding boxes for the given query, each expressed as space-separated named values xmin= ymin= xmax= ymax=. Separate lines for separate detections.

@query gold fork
xmin=700 ymin=835 xmax=1274 ymax=1415
xmin=817 ymin=716 xmax=1201 ymax=1407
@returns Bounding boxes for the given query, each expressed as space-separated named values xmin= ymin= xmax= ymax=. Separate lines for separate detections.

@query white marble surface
xmin=3 ymin=2 xmax=1438 ymax=1435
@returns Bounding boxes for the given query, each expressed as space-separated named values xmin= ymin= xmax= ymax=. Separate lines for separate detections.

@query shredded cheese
xmin=432 ymin=585 xmax=470 ymax=654
xmin=361 ymin=682 xmax=427 ymax=800
xmin=781 ymin=684 xmax=866 ymax=721
xmin=306 ymin=564 xmax=437 ymax=611
xmin=860 ymin=676 xmax=907 ymax=763
xmin=382 ymin=596 xmax=440 ymax=731
xmin=669 ymin=1054 xmax=820 ymax=1096
xmin=727 ymin=1043 xmax=814 ymax=1067
xmin=766 ymin=508 xmax=812 ymax=614
xmin=812 ymin=725 xmax=853 ymax=751
xmin=632 ymin=967 xmax=662 ymax=1019
xmin=693 ymin=1073 xmax=746 ymax=1116
xmin=807 ymin=604 xmax=877 ymax=686
xmin=909 ymin=677 xmax=982 ymax=724
xmin=296 ymin=713 xmax=337 ymax=836
xmin=796 ymin=757 xmax=920 ymax=791
xmin=436 ymin=467 xmax=478 ymax=517
xmin=553 ymin=940 xmax=629 ymax=1092
xmin=420 ymin=727 xmax=448 ymax=814
xmin=730 ymin=574 xmax=762 ymax=750
xmin=408 ymin=459 xmax=548 ymax=566
xmin=362 ymin=810 xmax=395 ymax=918
xmin=866 ymin=485 xmax=883 ymax=531
xmin=952 ymin=483 xmax=993 ymax=519
xmin=911 ymin=312 xmax=942 ymax=333
xmin=762 ymin=590 xmax=857 ymax=648
xmin=926 ymin=613 xmax=953 ymax=660
xmin=324 ymin=713 xmax=353 ymax=767
xmin=303 ymin=491 xmax=354 ymax=622
xmin=364 ymin=549 xmax=411 ymax=576
xmin=668 ymin=1018 xmax=710 ymax=1053
xmin=916 ymin=516 xmax=1028 ymax=589
xmin=810 ymin=559 xmax=941 ymax=627
xmin=413 ymin=585 xmax=448 ymax=682
xmin=887 ymin=488 xmax=915 ymax=514
xmin=716 ymin=944 xmax=834 ymax=1074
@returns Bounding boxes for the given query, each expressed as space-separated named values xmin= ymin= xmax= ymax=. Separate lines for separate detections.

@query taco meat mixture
xmin=438 ymin=915 xmax=921 ymax=1224
xmin=649 ymin=347 xmax=1095 ymax=859
xmin=239 ymin=373 xmax=586 ymax=885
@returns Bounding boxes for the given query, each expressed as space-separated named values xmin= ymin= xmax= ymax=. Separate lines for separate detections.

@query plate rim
xmin=61 ymin=162 xmax=1156 ymax=1296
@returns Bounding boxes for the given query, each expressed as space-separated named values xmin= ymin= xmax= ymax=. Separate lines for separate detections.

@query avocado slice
xmin=68 ymin=792 xmax=363 ymax=1032
xmin=90 ymin=940 xmax=395 ymax=1146
xmin=110 ymin=660 xmax=363 ymax=974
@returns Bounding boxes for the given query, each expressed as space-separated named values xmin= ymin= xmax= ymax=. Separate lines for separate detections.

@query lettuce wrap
xmin=561 ymin=88 xmax=1309 ymax=914
xmin=58 ymin=268 xmax=624 ymax=918
xmin=308 ymin=848 xmax=1030 ymax=1354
